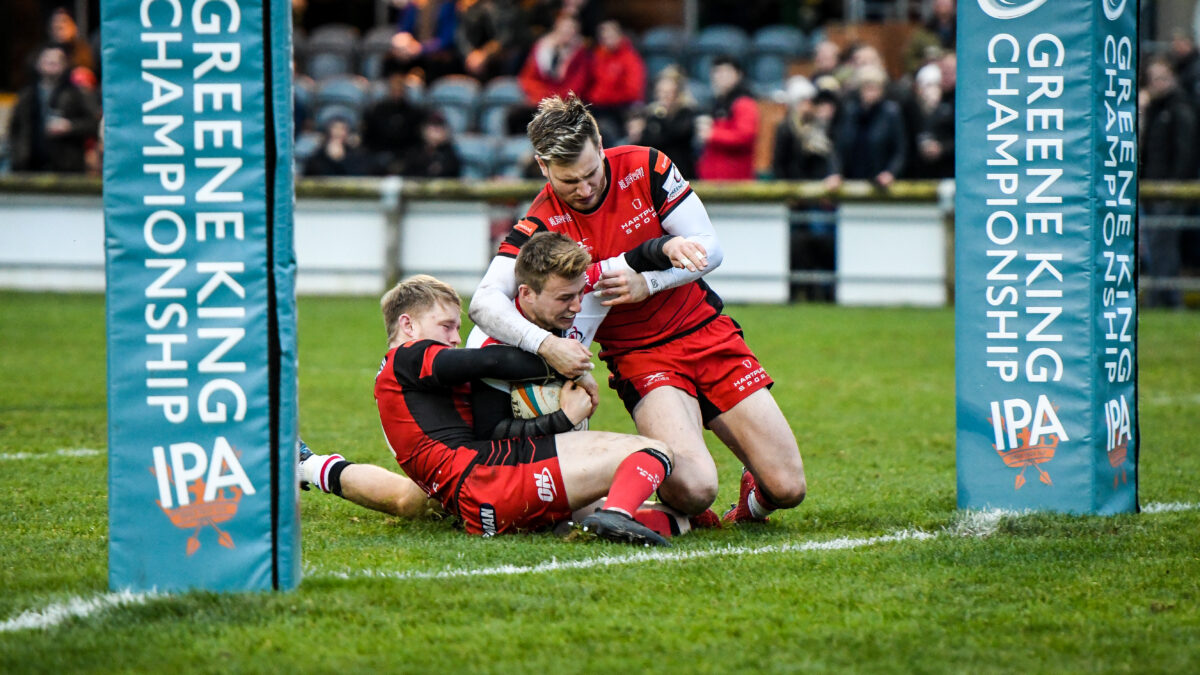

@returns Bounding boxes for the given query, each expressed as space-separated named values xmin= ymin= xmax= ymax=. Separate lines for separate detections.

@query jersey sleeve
xmin=648 ymin=148 xmax=693 ymax=220
xmin=390 ymin=340 xmax=454 ymax=390
xmin=497 ymin=216 xmax=549 ymax=258
xmin=470 ymin=382 xmax=575 ymax=440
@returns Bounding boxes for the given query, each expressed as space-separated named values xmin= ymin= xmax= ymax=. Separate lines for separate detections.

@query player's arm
xmin=470 ymin=222 xmax=594 ymax=377
xmin=470 ymin=380 xmax=578 ymax=440
xmin=595 ymin=194 xmax=724 ymax=305
xmin=430 ymin=344 xmax=559 ymax=386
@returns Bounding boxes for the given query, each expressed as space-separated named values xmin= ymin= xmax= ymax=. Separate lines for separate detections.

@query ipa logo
xmin=1105 ymin=395 xmax=1132 ymax=488
xmin=976 ymin=0 xmax=1049 ymax=19
xmin=150 ymin=436 xmax=257 ymax=555
xmin=988 ymin=395 xmax=1069 ymax=489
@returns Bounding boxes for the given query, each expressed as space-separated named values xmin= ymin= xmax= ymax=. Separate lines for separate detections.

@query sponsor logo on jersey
xmin=479 ymin=503 xmax=497 ymax=536
xmin=620 ymin=206 xmax=655 ymax=234
xmin=631 ymin=198 xmax=643 ymax=210
xmin=534 ymin=467 xmax=557 ymax=503
xmin=150 ymin=436 xmax=255 ymax=556
xmin=733 ymin=366 xmax=768 ymax=392
xmin=975 ymin=0 xmax=1049 ymax=19
xmin=662 ymin=165 xmax=687 ymax=202
xmin=618 ymin=167 xmax=645 ymax=190
xmin=515 ymin=220 xmax=537 ymax=236
xmin=548 ymin=214 xmax=573 ymax=227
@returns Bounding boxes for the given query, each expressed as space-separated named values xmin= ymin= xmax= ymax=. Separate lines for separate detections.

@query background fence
xmin=2 ymin=175 xmax=1198 ymax=307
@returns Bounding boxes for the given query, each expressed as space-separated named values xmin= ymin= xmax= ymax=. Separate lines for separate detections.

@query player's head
xmin=515 ymin=232 xmax=591 ymax=332
xmin=527 ymin=94 xmax=606 ymax=212
xmin=380 ymin=274 xmax=462 ymax=348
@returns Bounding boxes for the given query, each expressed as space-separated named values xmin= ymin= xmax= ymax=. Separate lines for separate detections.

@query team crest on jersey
xmin=662 ymin=165 xmax=687 ymax=202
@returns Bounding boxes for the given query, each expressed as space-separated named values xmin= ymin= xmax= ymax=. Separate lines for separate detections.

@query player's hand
xmin=538 ymin=335 xmax=593 ymax=379
xmin=560 ymin=380 xmax=596 ymax=424
xmin=575 ymin=371 xmax=600 ymax=408
xmin=662 ymin=237 xmax=709 ymax=272
xmin=596 ymin=269 xmax=650 ymax=306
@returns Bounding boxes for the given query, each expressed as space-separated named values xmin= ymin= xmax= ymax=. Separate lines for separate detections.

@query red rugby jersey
xmin=496 ymin=145 xmax=722 ymax=354
xmin=374 ymin=340 xmax=478 ymax=504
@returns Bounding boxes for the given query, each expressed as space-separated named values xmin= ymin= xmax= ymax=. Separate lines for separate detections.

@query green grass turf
xmin=1 ymin=291 xmax=1198 ymax=673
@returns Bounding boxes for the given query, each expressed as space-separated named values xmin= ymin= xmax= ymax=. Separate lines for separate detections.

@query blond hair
xmin=515 ymin=232 xmax=591 ymax=292
xmin=380 ymin=274 xmax=461 ymax=342
xmin=526 ymin=94 xmax=601 ymax=164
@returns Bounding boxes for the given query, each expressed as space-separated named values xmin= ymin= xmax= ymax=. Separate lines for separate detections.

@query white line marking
xmin=2 ymin=503 xmax=1196 ymax=631
xmin=0 ymin=448 xmax=102 ymax=461
xmin=313 ymin=529 xmax=938 ymax=582
xmin=0 ymin=591 xmax=159 ymax=633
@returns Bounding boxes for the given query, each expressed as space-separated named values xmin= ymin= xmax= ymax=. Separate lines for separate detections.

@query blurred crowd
xmin=3 ymin=1 xmax=1199 ymax=304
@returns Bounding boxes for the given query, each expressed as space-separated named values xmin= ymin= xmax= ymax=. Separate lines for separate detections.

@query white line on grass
xmin=0 ymin=591 xmax=159 ymax=633
xmin=314 ymin=529 xmax=938 ymax=582
xmin=3 ymin=503 xmax=1197 ymax=632
xmin=0 ymin=448 xmax=102 ymax=461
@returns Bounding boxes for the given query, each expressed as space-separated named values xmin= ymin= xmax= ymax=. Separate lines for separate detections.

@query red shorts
xmin=603 ymin=314 xmax=773 ymax=425
xmin=453 ymin=435 xmax=572 ymax=536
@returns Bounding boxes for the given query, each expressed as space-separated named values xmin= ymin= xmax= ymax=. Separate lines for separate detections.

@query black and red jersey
xmin=496 ymin=145 xmax=723 ymax=355
xmin=374 ymin=340 xmax=478 ymax=504
xmin=374 ymin=338 xmax=560 ymax=506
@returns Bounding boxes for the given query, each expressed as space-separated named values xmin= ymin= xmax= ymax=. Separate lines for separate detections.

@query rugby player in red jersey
xmin=300 ymin=273 xmax=680 ymax=546
xmin=469 ymin=95 xmax=806 ymax=523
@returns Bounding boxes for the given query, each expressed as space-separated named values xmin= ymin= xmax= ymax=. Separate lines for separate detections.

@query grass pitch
xmin=1 ymin=291 xmax=1198 ymax=673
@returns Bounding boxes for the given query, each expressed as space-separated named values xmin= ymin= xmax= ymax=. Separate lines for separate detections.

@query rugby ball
xmin=510 ymin=381 xmax=587 ymax=431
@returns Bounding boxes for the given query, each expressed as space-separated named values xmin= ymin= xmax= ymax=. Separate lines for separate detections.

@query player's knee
xmin=762 ymin=475 xmax=806 ymax=509
xmin=631 ymin=435 xmax=672 ymax=464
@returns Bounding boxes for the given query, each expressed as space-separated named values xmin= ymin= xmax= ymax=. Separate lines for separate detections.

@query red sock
xmin=633 ymin=509 xmax=676 ymax=538
xmin=604 ymin=448 xmax=672 ymax=517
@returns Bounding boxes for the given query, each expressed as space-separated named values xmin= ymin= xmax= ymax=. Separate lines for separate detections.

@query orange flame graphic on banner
xmin=149 ymin=466 xmax=243 ymax=556
xmin=989 ymin=417 xmax=1059 ymax=490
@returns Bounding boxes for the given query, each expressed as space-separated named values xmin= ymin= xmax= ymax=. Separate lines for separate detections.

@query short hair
xmin=515 ymin=232 xmax=592 ymax=293
xmin=711 ymin=55 xmax=743 ymax=74
xmin=380 ymin=274 xmax=461 ymax=342
xmin=526 ymin=94 xmax=601 ymax=164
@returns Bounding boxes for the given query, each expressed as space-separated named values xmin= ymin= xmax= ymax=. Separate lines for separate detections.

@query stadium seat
xmin=686 ymin=24 xmax=750 ymax=82
xmin=427 ymin=75 xmax=482 ymax=134
xmin=455 ymin=134 xmax=498 ymax=179
xmin=749 ymin=25 xmax=806 ymax=91
xmin=304 ymin=23 xmax=359 ymax=79
xmin=479 ymin=76 xmax=527 ymax=137
xmin=307 ymin=52 xmax=355 ymax=80
xmin=294 ymin=130 xmax=323 ymax=163
xmin=639 ymin=26 xmax=686 ymax=79
xmin=495 ymin=136 xmax=535 ymax=179
xmin=307 ymin=23 xmax=359 ymax=55
xmin=361 ymin=25 xmax=397 ymax=80
xmin=314 ymin=103 xmax=361 ymax=131
xmin=315 ymin=74 xmax=369 ymax=110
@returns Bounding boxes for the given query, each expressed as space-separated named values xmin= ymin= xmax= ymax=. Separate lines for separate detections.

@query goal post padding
xmin=955 ymin=0 xmax=1138 ymax=514
xmin=103 ymin=0 xmax=299 ymax=591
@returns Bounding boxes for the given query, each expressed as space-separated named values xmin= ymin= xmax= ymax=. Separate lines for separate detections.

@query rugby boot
xmin=688 ymin=508 xmax=723 ymax=530
xmin=582 ymin=509 xmax=671 ymax=547
xmin=722 ymin=467 xmax=770 ymax=524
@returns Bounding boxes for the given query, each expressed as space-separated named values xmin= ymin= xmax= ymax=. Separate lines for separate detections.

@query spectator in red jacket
xmin=696 ymin=56 xmax=759 ymax=180
xmin=518 ymin=13 xmax=592 ymax=106
xmin=587 ymin=19 xmax=646 ymax=142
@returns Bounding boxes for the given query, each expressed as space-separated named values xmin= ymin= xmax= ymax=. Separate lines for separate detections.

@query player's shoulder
xmin=604 ymin=144 xmax=652 ymax=168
